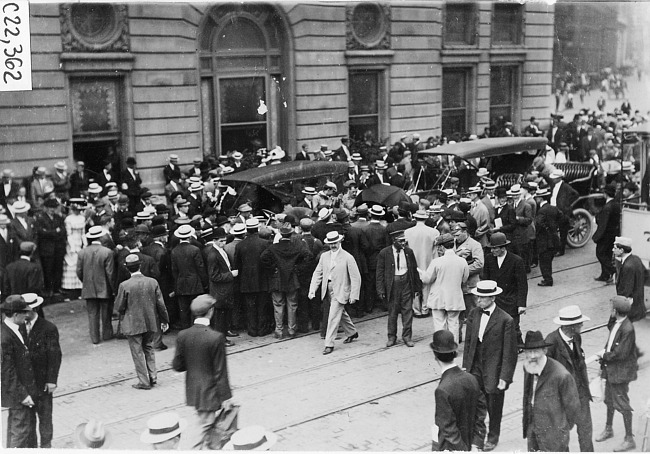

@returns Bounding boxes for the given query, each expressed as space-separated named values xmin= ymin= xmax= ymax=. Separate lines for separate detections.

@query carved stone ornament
xmin=60 ymin=4 xmax=130 ymax=52
xmin=346 ymin=3 xmax=391 ymax=50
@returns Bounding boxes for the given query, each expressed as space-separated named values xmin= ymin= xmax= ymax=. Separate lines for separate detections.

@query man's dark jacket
xmin=482 ymin=252 xmax=528 ymax=310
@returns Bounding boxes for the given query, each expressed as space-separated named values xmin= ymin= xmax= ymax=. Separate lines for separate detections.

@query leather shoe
xmin=132 ymin=383 xmax=151 ymax=390
xmin=150 ymin=378 xmax=157 ymax=387
xmin=538 ymin=280 xmax=553 ymax=287
xmin=595 ymin=426 xmax=614 ymax=442
xmin=613 ymin=436 xmax=636 ymax=452
xmin=323 ymin=346 xmax=334 ymax=355
xmin=343 ymin=332 xmax=359 ymax=344
xmin=483 ymin=441 xmax=497 ymax=452
xmin=404 ymin=339 xmax=414 ymax=347
xmin=225 ymin=340 xmax=235 ymax=347
xmin=155 ymin=344 xmax=168 ymax=351
xmin=594 ymin=276 xmax=609 ymax=282
xmin=386 ymin=339 xmax=396 ymax=347
xmin=227 ymin=331 xmax=239 ymax=337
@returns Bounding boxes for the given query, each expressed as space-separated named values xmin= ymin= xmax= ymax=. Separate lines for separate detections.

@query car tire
xmin=567 ymin=207 xmax=594 ymax=248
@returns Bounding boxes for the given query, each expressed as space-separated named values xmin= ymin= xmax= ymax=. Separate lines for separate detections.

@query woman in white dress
xmin=61 ymin=198 xmax=87 ymax=297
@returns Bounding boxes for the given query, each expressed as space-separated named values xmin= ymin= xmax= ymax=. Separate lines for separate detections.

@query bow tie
xmin=481 ymin=310 xmax=491 ymax=316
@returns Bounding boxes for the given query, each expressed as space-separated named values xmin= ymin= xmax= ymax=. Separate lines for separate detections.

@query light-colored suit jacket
xmin=309 ymin=248 xmax=361 ymax=304
xmin=77 ymin=242 xmax=115 ymax=299
xmin=114 ymin=273 xmax=169 ymax=336
xmin=420 ymin=248 xmax=468 ymax=311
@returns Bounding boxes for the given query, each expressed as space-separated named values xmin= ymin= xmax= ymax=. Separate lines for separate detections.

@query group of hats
xmin=0 ymin=293 xmax=44 ymax=313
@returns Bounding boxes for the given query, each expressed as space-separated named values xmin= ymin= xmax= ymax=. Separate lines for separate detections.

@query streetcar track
xmin=51 ymin=258 xmax=601 ymax=399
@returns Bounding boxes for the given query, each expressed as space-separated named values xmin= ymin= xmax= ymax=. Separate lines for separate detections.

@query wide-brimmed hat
xmin=22 ymin=293 xmax=44 ymax=310
xmin=471 ymin=280 xmax=503 ymax=297
xmin=86 ymin=226 xmax=105 ymax=239
xmin=174 ymin=225 xmax=194 ymax=239
xmin=0 ymin=295 xmax=29 ymax=313
xmin=369 ymin=205 xmax=385 ymax=217
xmin=302 ymin=186 xmax=317 ymax=196
xmin=518 ymin=330 xmax=553 ymax=350
xmin=223 ymin=426 xmax=277 ymax=451
xmin=488 ymin=232 xmax=510 ymax=247
xmin=74 ymin=419 xmax=112 ymax=449
xmin=553 ymin=305 xmax=590 ymax=325
xmin=12 ymin=201 xmax=30 ymax=213
xmin=324 ymin=231 xmax=344 ymax=244
xmin=88 ymin=183 xmax=103 ymax=194
xmin=140 ymin=412 xmax=187 ymax=445
xmin=54 ymin=161 xmax=68 ymax=171
xmin=429 ymin=329 xmax=458 ymax=354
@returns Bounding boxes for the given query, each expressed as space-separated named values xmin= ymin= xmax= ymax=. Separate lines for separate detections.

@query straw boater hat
xmin=12 ymin=201 xmax=30 ymax=213
xmin=549 ymin=169 xmax=565 ymax=180
xmin=324 ymin=230 xmax=344 ymax=244
xmin=534 ymin=187 xmax=551 ymax=198
xmin=0 ymin=214 xmax=10 ymax=225
xmin=74 ymin=419 xmax=112 ymax=449
xmin=368 ymin=205 xmax=385 ymax=217
xmin=467 ymin=186 xmax=482 ymax=194
xmin=374 ymin=160 xmax=387 ymax=170
xmin=317 ymin=207 xmax=333 ymax=221
xmin=476 ymin=168 xmax=489 ymax=178
xmin=140 ymin=412 xmax=187 ymax=445
xmin=245 ymin=217 xmax=260 ymax=229
xmin=614 ymin=236 xmax=632 ymax=248
xmin=518 ymin=330 xmax=554 ymax=350
xmin=471 ymin=280 xmax=503 ymax=297
xmin=553 ymin=305 xmax=590 ymax=325
xmin=223 ymin=426 xmax=277 ymax=451
xmin=238 ymin=203 xmax=252 ymax=213
xmin=413 ymin=209 xmax=428 ymax=220
xmin=189 ymin=182 xmax=204 ymax=192
xmin=302 ymin=186 xmax=317 ymax=196
xmin=22 ymin=293 xmax=44 ymax=310
xmin=174 ymin=224 xmax=194 ymax=239
xmin=88 ymin=183 xmax=103 ymax=194
xmin=232 ymin=151 xmax=243 ymax=160
xmin=86 ymin=226 xmax=105 ymax=239
xmin=231 ymin=223 xmax=247 ymax=235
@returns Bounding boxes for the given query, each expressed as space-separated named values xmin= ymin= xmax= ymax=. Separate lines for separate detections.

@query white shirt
xmin=213 ymin=243 xmax=232 ymax=270
xmin=392 ymin=246 xmax=407 ymax=276
xmin=194 ymin=317 xmax=210 ymax=326
xmin=550 ymin=181 xmax=562 ymax=206
xmin=4 ymin=318 xmax=25 ymax=344
xmin=18 ymin=216 xmax=27 ymax=230
xmin=326 ymin=248 xmax=341 ymax=282
xmin=559 ymin=328 xmax=574 ymax=351
xmin=0 ymin=227 xmax=7 ymax=242
xmin=497 ymin=251 xmax=507 ymax=269
xmin=478 ymin=303 xmax=496 ymax=342
xmin=606 ymin=317 xmax=626 ymax=352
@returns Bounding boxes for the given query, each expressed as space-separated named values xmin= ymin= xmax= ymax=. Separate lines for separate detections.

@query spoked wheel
xmin=567 ymin=208 xmax=594 ymax=248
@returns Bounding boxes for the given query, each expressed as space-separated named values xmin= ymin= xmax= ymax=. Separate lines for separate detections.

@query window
xmin=442 ymin=69 xmax=468 ymax=137
xmin=492 ymin=3 xmax=523 ymax=44
xmin=490 ymin=66 xmax=518 ymax=126
xmin=444 ymin=3 xmax=476 ymax=45
xmin=349 ymin=70 xmax=381 ymax=142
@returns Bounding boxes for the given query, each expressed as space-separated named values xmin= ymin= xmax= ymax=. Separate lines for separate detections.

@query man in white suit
xmin=404 ymin=209 xmax=438 ymax=317
xmin=309 ymin=231 xmax=361 ymax=355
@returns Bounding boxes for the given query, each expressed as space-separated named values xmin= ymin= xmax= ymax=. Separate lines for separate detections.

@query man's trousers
xmin=387 ymin=274 xmax=413 ymax=342
xmin=86 ymin=298 xmax=113 ymax=343
xmin=127 ymin=331 xmax=157 ymax=387
xmin=323 ymin=289 xmax=356 ymax=348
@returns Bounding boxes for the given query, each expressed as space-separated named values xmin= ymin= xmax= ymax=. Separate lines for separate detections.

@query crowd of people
xmin=0 ymin=103 xmax=647 ymax=449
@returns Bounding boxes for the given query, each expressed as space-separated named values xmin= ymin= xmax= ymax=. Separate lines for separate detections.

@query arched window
xmin=198 ymin=4 xmax=290 ymax=157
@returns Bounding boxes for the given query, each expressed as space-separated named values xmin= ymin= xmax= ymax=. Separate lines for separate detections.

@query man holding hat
xmin=4 ymin=242 xmax=44 ymax=300
xmin=534 ymin=187 xmax=562 ymax=286
xmin=171 ymin=225 xmax=208 ymax=330
xmin=0 ymin=295 xmax=38 ymax=447
xmin=545 ymin=306 xmax=594 ymax=451
xmin=593 ymin=183 xmax=620 ymax=283
xmin=376 ymin=229 xmax=422 ymax=347
xmin=594 ymin=296 xmax=639 ymax=451
xmin=430 ymin=329 xmax=487 ymax=451
xmin=35 ymin=198 xmax=66 ymax=297
xmin=22 ymin=293 xmax=62 ymax=448
xmin=114 ymin=254 xmax=169 ymax=390
xmin=521 ymin=330 xmax=580 ymax=452
xmin=309 ymin=231 xmax=361 ymax=355
xmin=463 ymin=280 xmax=518 ymax=452
xmin=613 ymin=236 xmax=646 ymax=322
xmin=420 ymin=233 xmax=469 ymax=344
xmin=77 ymin=226 xmax=116 ymax=343
xmin=173 ymin=294 xmax=235 ymax=449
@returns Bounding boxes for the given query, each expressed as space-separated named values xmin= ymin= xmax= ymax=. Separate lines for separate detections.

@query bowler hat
xmin=150 ymin=225 xmax=167 ymax=238
xmin=488 ymin=232 xmax=510 ymax=247
xmin=214 ymin=227 xmax=227 ymax=239
xmin=429 ymin=329 xmax=458 ymax=354
xmin=518 ymin=330 xmax=553 ymax=350
xmin=0 ymin=295 xmax=29 ymax=313
xmin=43 ymin=199 xmax=59 ymax=208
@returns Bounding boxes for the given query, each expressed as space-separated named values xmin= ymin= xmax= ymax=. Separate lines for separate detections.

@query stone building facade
xmin=0 ymin=2 xmax=554 ymax=193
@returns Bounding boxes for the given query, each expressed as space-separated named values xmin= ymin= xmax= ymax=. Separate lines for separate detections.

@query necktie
xmin=19 ymin=324 xmax=28 ymax=343
xmin=396 ymin=251 xmax=401 ymax=270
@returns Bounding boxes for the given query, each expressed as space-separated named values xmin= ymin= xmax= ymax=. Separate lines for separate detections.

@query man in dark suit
xmin=22 ymin=294 xmax=62 ymax=449
xmin=482 ymin=232 xmax=528 ymax=345
xmin=173 ymin=295 xmax=234 ymax=450
xmin=76 ymin=226 xmax=116 ymax=344
xmin=1 ymin=169 xmax=21 ymax=210
xmin=340 ymin=213 xmax=369 ymax=318
xmin=463 ymin=280 xmax=518 ymax=452
xmin=4 ymin=242 xmax=44 ymax=299
xmin=595 ymin=296 xmax=639 ymax=452
xmin=546 ymin=114 xmax=567 ymax=151
xmin=362 ymin=205 xmax=390 ymax=313
xmin=234 ymin=218 xmax=271 ymax=337
xmin=334 ymin=137 xmax=352 ymax=162
xmin=533 ymin=187 xmax=562 ymax=286
xmin=294 ymin=143 xmax=311 ymax=161
xmin=431 ymin=329 xmax=486 ymax=451
xmin=0 ymin=295 xmax=38 ymax=448
xmin=545 ymin=305 xmax=594 ymax=452
xmin=10 ymin=201 xmax=36 ymax=245
xmin=549 ymin=170 xmax=579 ymax=256
xmin=579 ymin=126 xmax=601 ymax=162
xmin=376 ymin=230 xmax=422 ymax=347
xmin=96 ymin=160 xmax=118 ymax=190
xmin=171 ymin=225 xmax=208 ymax=330
xmin=68 ymin=161 xmax=90 ymax=198
xmin=490 ymin=188 xmax=517 ymax=246
xmin=592 ymin=184 xmax=620 ymax=283
xmin=121 ymin=156 xmax=143 ymax=211
xmin=613 ymin=236 xmax=646 ymax=323
xmin=0 ymin=213 xmax=18 ymax=270
xmin=521 ymin=330 xmax=580 ymax=452
xmin=34 ymin=198 xmax=66 ymax=296
xmin=114 ymin=254 xmax=169 ymax=390
xmin=163 ymin=154 xmax=182 ymax=184
xmin=510 ymin=185 xmax=533 ymax=272
xmin=142 ymin=225 xmax=178 ymax=330
xmin=203 ymin=227 xmax=237 ymax=345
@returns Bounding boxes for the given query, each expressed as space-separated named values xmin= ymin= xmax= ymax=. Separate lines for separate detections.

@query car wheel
xmin=567 ymin=208 xmax=594 ymax=248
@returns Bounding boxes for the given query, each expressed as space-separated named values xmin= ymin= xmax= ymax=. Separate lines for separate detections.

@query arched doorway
xmin=198 ymin=4 xmax=292 ymax=157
